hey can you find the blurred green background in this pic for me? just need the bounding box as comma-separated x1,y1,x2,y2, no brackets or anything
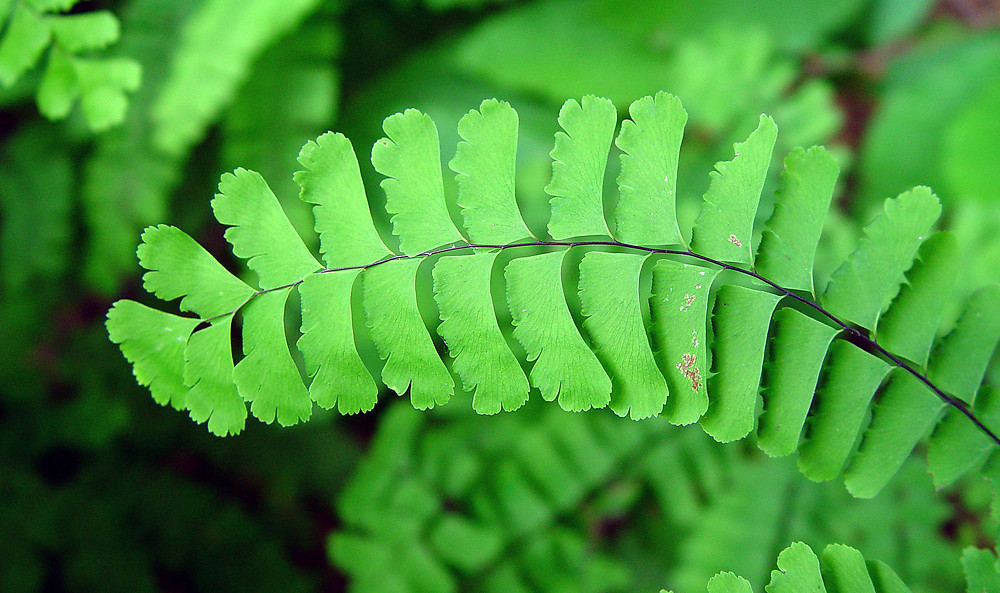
1,0,1000,591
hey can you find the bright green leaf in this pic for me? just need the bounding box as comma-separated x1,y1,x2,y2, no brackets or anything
579,251,666,420
961,547,1000,593
450,98,533,244
74,56,142,131
106,300,199,409
707,572,754,593
212,167,321,289
758,308,838,457
766,542,826,593
927,285,1000,486
296,132,392,268
844,372,943,498
649,259,720,425
505,250,611,412
820,545,876,593
927,284,1000,402
151,0,322,155
372,108,465,254
233,288,311,425
363,259,454,409
299,271,378,414
0,4,50,86
798,341,891,482
546,95,616,239
137,224,254,319
927,387,1000,490
183,318,246,436
47,12,119,53
614,91,686,246
36,50,77,120
690,115,777,265
822,187,940,330
876,231,958,367
701,285,781,442
756,146,839,294
434,252,529,414
866,560,913,593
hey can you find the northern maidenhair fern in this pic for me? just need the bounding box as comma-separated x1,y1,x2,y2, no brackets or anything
107,92,1000,500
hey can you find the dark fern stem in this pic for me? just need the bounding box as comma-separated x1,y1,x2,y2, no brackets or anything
204,239,1000,448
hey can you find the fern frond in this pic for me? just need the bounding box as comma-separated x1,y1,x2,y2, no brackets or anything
332,401,731,593
108,93,1000,498
665,542,917,593
0,0,140,130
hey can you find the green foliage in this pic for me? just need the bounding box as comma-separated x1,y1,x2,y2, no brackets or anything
109,93,1000,512
0,0,140,130
8,2,1000,591
663,542,914,593
150,0,324,156
80,0,337,293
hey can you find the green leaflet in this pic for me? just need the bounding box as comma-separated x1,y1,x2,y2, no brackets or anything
296,132,393,268
876,231,958,367
821,545,877,593
433,252,529,414
926,283,1000,402
546,96,616,239
373,108,465,254
614,91,686,246
766,542,825,593
756,145,839,295
212,168,321,289
701,285,781,442
505,251,611,412
429,515,504,573
757,308,838,457
822,187,941,331
962,548,1000,593
47,12,119,52
233,288,311,425
0,4,51,85
706,572,753,593
106,301,199,409
841,233,960,496
690,115,777,265
926,387,1000,490
363,259,454,410
926,285,1000,487
183,318,246,436
451,99,534,244
843,372,941,498
298,272,378,414
137,225,255,318
798,341,892,482
579,251,666,420
46,54,140,130
649,259,720,425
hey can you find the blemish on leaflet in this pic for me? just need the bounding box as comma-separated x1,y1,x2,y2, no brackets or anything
676,353,702,391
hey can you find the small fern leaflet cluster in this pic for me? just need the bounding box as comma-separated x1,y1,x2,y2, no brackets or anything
0,0,141,130
107,92,1000,498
